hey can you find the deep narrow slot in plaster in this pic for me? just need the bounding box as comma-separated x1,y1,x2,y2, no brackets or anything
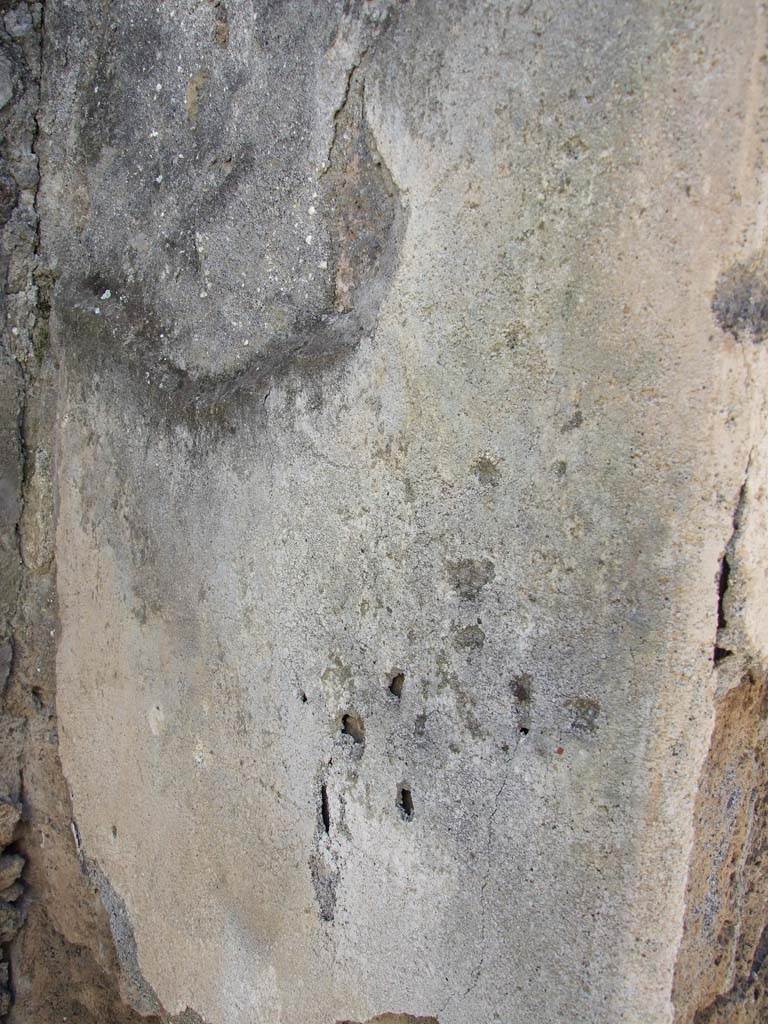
397,785,414,819
341,712,365,744
389,672,405,698
321,784,331,833
716,553,730,630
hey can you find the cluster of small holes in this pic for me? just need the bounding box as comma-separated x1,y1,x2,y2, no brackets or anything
312,673,418,828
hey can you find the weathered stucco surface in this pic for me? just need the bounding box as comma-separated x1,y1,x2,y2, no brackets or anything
0,1,766,1022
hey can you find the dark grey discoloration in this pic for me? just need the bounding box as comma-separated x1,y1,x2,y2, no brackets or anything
713,256,768,343
471,455,501,487
511,674,532,705
566,697,601,735
511,673,533,735
561,409,583,432
50,0,405,440
56,278,375,439
453,623,485,649
447,558,496,601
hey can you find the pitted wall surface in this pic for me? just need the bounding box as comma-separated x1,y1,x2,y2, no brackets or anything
18,2,768,1023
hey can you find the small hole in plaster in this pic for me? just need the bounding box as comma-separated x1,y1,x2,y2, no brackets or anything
342,713,365,744
397,784,414,820
389,672,405,698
